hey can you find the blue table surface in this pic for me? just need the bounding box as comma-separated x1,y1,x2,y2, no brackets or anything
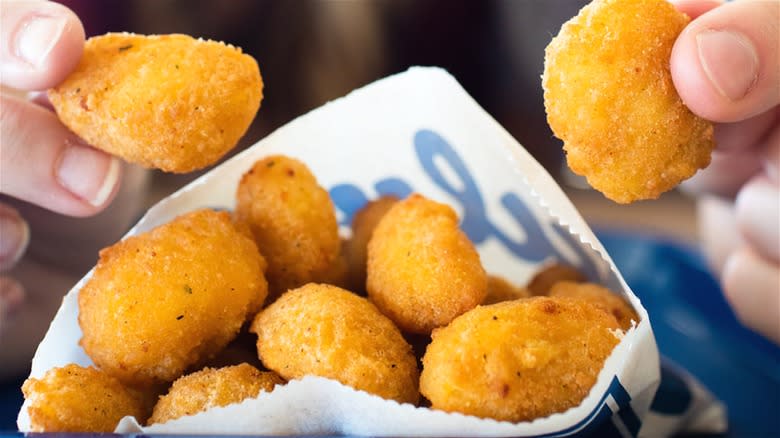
2,230,779,436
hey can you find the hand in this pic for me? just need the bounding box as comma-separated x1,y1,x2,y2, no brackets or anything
672,0,779,343
0,1,144,378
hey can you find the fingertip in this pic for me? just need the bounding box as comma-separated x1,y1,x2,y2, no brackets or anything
55,145,124,216
671,1,780,123
721,248,780,344
670,0,722,20
696,195,741,276
670,22,726,121
0,1,85,90
734,176,780,263
37,3,85,88
0,95,122,217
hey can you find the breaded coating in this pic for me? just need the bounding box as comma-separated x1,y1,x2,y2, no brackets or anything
235,156,341,301
482,275,531,305
343,196,399,293
550,281,639,330
251,283,419,405
22,364,146,432
49,33,262,172
543,0,714,203
149,364,283,425
79,209,268,386
420,297,621,422
527,263,586,296
319,243,350,289
367,194,487,333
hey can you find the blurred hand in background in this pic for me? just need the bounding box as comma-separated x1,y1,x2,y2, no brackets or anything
673,0,780,343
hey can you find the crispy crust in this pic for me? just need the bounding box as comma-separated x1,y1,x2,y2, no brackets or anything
235,156,341,301
78,209,268,385
420,296,621,422
251,283,420,404
22,364,146,432
550,281,639,330
366,194,487,333
543,0,714,203
149,364,283,424
49,33,262,172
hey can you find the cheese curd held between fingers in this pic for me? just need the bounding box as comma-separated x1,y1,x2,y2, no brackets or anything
251,283,420,405
543,0,714,203
78,209,268,386
48,33,263,172
366,194,487,334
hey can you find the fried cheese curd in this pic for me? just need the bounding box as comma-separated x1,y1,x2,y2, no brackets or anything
550,281,639,330
483,275,531,305
343,195,399,293
543,0,714,203
78,209,268,386
22,364,146,432
367,194,487,333
251,283,420,405
527,263,586,296
48,33,262,172
149,364,284,425
235,156,341,301
420,296,621,422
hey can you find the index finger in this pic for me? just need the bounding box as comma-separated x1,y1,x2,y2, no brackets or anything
0,0,84,91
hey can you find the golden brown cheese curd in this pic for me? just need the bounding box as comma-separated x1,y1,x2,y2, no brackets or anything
235,156,341,301
78,209,268,386
420,296,621,422
527,263,586,296
366,194,487,333
550,281,639,330
251,283,419,405
22,364,146,432
49,33,263,173
149,364,283,425
49,33,262,173
543,0,714,203
343,195,399,293
482,275,531,305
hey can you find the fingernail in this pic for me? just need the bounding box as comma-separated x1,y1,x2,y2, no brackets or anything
0,277,25,320
697,30,759,101
56,141,121,207
14,14,68,68
0,212,30,271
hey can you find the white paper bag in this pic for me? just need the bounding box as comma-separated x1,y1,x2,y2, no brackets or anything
18,67,660,437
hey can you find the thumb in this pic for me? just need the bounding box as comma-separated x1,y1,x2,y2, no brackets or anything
0,0,85,91
671,0,779,123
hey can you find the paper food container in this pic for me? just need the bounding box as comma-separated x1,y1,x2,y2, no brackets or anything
18,67,660,436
